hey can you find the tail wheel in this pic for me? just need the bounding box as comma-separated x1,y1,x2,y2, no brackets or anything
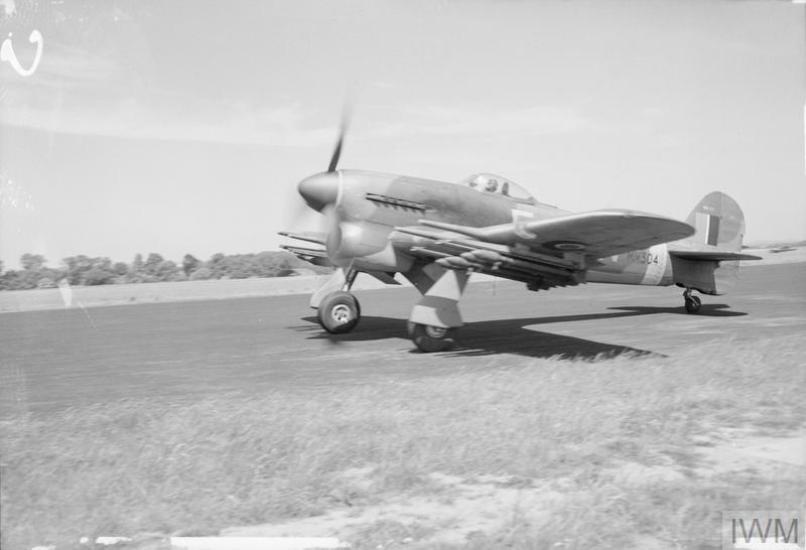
684,295,702,314
318,291,361,333
407,321,455,353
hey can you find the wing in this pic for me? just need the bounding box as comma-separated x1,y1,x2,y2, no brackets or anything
393,226,585,291
418,209,695,259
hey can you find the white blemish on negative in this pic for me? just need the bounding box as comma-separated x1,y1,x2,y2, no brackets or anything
1,29,44,77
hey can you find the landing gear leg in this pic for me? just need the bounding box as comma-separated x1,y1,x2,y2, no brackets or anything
408,266,469,352
683,288,702,314
312,267,361,333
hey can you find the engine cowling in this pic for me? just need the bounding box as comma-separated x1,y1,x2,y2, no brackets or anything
328,220,410,272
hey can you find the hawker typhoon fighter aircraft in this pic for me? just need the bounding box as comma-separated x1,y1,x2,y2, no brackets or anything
280,120,760,352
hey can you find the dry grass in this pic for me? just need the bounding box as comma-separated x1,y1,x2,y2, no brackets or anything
2,334,804,549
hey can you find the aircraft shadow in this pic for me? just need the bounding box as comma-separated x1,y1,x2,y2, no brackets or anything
503,303,747,329
295,314,649,360
448,304,746,359
294,303,746,360
443,319,657,359
607,304,746,317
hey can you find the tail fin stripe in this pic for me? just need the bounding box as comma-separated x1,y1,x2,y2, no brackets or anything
707,215,720,246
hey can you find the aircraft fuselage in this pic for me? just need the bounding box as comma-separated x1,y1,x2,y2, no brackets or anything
326,169,680,288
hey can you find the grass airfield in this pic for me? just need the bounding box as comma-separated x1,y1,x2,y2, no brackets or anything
2,258,805,549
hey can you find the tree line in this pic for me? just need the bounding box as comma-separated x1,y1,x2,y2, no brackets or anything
0,251,329,291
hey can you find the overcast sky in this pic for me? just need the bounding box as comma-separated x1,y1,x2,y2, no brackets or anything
1,0,804,268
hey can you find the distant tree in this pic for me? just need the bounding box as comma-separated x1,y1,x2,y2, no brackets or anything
20,253,46,271
91,257,113,272
0,270,12,290
189,266,213,280
276,257,294,277
253,251,295,277
113,262,129,276
0,271,14,290
208,253,227,279
83,267,115,286
228,266,249,279
131,253,144,273
1,269,41,290
214,254,248,279
62,256,115,285
125,253,146,283
8,255,46,288
62,255,92,285
253,252,277,277
37,277,57,289
40,266,64,285
154,260,182,281
0,249,330,291
144,253,165,276
182,254,201,276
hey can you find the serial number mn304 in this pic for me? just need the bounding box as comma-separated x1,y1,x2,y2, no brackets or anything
626,250,661,265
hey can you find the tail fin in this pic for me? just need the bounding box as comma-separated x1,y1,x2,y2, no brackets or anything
684,191,745,251
669,191,760,260
668,192,760,295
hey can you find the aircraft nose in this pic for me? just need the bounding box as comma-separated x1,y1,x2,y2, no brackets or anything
298,172,339,212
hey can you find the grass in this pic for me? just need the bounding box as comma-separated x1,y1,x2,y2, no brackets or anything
2,334,804,549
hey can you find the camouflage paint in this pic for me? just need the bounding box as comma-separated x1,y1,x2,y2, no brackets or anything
295,170,747,295
587,244,674,286
327,169,567,271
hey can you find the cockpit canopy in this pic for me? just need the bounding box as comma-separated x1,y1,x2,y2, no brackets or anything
461,173,535,203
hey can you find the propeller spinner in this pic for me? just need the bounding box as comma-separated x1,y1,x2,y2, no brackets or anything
298,172,339,212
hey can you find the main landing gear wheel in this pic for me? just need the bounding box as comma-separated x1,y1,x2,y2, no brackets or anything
318,291,361,334
407,321,455,353
683,290,702,314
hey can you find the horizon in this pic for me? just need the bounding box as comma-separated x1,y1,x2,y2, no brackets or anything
3,234,804,272
2,1,805,270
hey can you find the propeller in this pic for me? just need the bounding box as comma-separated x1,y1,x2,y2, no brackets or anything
317,102,354,262
327,103,352,173
283,101,354,262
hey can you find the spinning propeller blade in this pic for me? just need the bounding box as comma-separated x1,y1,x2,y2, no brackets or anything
285,101,353,260
327,103,352,173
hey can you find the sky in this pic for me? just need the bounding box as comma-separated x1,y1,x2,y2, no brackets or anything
1,0,804,268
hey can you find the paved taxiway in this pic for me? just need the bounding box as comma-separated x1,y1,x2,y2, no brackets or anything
2,263,804,416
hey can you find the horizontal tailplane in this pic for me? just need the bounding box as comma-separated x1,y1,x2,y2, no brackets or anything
669,251,761,262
